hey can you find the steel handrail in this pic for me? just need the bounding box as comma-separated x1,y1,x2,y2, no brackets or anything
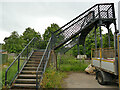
54,3,113,34
5,37,36,86
53,3,114,51
36,37,51,89
56,11,95,36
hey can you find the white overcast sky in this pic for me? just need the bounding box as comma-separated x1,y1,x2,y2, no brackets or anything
0,0,119,43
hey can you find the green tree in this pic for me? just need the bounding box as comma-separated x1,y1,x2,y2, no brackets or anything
72,45,84,57
22,27,41,43
42,23,64,49
21,27,42,49
4,31,24,53
43,23,60,41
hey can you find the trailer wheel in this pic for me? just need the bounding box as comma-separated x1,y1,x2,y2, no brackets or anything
97,71,106,85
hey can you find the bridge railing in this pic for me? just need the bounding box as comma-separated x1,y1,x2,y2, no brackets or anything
5,37,37,87
53,3,115,50
36,37,52,89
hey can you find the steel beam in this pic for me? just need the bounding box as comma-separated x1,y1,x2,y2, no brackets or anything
107,24,111,47
99,21,103,49
95,26,97,49
77,43,80,55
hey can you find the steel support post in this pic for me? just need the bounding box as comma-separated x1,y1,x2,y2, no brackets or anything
77,43,80,55
83,43,86,55
99,21,103,62
99,21,103,49
77,36,80,55
95,26,97,49
107,25,111,47
5,72,7,86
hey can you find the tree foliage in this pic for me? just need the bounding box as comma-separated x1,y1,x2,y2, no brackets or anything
43,23,60,41
4,31,24,53
22,27,42,44
4,27,42,53
3,23,114,58
42,23,64,49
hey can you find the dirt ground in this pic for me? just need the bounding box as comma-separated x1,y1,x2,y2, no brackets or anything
62,72,119,88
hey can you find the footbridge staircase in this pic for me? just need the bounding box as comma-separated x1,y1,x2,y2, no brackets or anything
5,3,117,89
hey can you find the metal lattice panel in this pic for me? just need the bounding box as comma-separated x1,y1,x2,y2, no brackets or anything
53,3,115,50
60,36,79,53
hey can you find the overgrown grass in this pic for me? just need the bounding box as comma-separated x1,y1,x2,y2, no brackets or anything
41,53,89,88
2,55,24,87
41,67,67,88
57,53,89,72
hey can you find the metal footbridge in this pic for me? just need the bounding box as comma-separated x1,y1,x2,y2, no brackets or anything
5,3,119,89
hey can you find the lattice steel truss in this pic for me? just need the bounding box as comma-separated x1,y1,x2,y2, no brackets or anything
53,3,116,50
59,36,79,53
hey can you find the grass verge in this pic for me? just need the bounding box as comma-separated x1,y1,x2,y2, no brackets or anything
57,53,89,72
2,55,24,87
41,67,67,88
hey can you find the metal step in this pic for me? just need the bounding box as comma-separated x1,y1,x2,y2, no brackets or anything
23,67,40,70
30,56,42,59
12,84,36,89
34,49,45,52
32,52,44,55
23,67,43,71
27,61,40,64
27,60,46,64
25,64,39,67
29,58,41,61
11,50,46,89
15,79,37,84
18,74,41,79
21,71,42,74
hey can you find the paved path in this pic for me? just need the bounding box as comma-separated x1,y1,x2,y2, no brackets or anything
63,72,118,88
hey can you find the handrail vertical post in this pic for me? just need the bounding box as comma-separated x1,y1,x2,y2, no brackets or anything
27,46,28,59
98,4,100,18
111,3,115,18
18,56,20,73
5,71,7,86
33,38,34,49
36,72,38,90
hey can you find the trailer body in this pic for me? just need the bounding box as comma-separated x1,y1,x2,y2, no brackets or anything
91,48,118,74
91,34,120,86
92,58,116,74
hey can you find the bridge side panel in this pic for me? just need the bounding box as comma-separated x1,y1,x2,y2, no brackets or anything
117,34,120,88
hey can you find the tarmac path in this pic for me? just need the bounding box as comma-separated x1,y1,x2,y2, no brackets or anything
62,72,118,88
